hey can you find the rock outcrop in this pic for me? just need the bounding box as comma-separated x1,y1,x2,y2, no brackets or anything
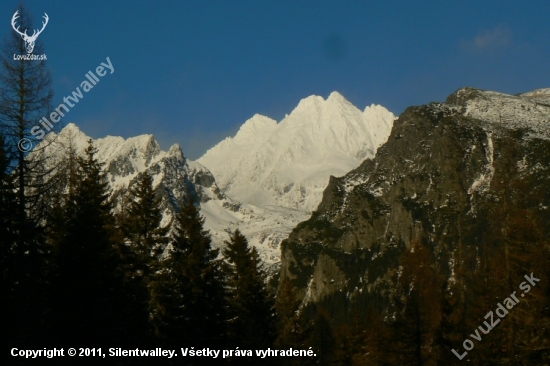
280,87,550,307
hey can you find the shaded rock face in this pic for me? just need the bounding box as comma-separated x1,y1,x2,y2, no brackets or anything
33,124,309,265
33,123,226,234
279,87,550,306
116,150,226,217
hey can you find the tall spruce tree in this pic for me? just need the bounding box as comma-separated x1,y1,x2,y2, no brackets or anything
151,199,226,352
0,134,17,264
119,172,169,282
300,307,336,366
52,140,128,346
329,306,390,366
117,171,170,343
0,6,56,350
0,133,19,348
148,234,192,345
0,4,55,259
222,229,276,357
275,276,302,350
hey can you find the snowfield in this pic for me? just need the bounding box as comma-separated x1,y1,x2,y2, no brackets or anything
33,91,395,265
199,91,395,212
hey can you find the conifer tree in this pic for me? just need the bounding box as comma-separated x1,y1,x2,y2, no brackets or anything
0,6,57,350
150,199,225,352
119,171,169,282
0,4,54,258
52,140,128,346
302,307,336,366
222,229,276,356
117,171,170,344
0,133,17,269
148,235,192,345
275,276,302,349
331,313,379,366
0,133,19,347
43,141,79,253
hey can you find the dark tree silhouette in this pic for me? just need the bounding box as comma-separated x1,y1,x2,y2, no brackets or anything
275,276,302,350
150,199,226,356
51,141,131,347
222,229,276,362
0,5,55,350
116,171,170,344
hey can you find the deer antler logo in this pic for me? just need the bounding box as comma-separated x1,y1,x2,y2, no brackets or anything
11,11,49,54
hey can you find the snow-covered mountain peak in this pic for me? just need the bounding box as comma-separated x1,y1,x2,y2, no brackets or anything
47,124,162,170
281,91,362,133
292,94,325,114
233,114,277,144
326,91,350,106
167,143,185,160
33,123,310,265
30,90,397,266
62,122,83,134
54,122,93,150
328,90,344,99
198,92,396,212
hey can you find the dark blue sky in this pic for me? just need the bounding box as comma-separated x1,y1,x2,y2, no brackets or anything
2,1,549,158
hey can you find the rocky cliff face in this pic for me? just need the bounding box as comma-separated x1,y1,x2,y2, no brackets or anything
35,91,394,266
279,87,550,306
33,124,308,265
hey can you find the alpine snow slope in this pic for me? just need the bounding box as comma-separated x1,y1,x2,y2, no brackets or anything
34,123,308,264
517,87,550,105
33,91,394,265
198,91,395,213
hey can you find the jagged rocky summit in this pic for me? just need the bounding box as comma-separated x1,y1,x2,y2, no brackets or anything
35,91,394,266
279,87,550,306
35,123,308,265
